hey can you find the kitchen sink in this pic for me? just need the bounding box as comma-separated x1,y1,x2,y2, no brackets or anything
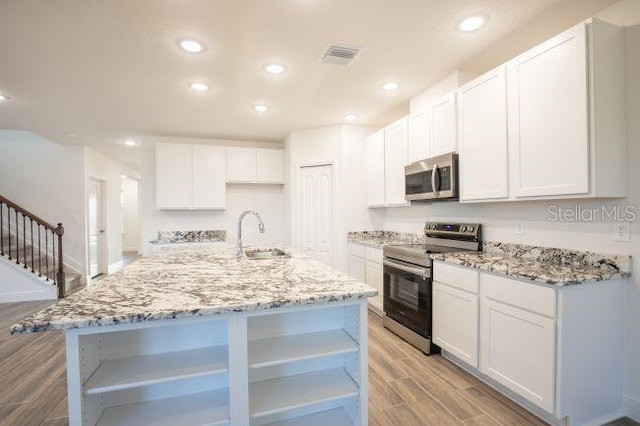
244,248,290,260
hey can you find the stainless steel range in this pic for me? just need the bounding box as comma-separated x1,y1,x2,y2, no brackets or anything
382,222,481,354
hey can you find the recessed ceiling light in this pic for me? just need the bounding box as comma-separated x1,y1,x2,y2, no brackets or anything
177,37,206,54
123,139,137,147
253,104,269,113
121,174,128,179
263,63,287,75
189,82,211,92
381,81,400,92
0,94,9,101
343,113,358,121
458,15,487,32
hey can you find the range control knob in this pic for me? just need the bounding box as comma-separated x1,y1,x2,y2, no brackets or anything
460,226,466,232
467,226,474,233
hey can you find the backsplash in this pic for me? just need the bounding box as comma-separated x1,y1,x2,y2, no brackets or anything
150,230,226,244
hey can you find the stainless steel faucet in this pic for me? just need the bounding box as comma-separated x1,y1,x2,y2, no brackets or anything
236,210,265,256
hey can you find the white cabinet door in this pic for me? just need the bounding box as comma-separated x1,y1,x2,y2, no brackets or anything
384,118,409,206
227,148,257,183
192,145,226,210
480,299,555,412
349,254,366,283
458,67,509,201
156,143,191,209
256,149,284,183
431,94,458,156
365,258,384,312
433,282,479,367
408,110,430,164
366,130,386,207
508,23,588,197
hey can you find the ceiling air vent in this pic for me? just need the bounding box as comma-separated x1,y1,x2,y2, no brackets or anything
322,44,361,66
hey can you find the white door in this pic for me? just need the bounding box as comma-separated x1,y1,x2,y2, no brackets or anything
458,67,509,201
383,117,409,206
365,130,385,207
432,282,479,367
299,164,334,266
431,93,458,156
508,22,588,197
480,299,555,412
88,179,105,278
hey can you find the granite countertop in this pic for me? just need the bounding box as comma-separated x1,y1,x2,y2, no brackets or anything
11,245,376,334
431,242,631,286
347,231,422,248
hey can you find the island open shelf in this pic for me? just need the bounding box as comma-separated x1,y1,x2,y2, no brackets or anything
64,300,369,425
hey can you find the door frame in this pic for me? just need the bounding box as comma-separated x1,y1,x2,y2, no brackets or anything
86,176,107,281
297,161,337,268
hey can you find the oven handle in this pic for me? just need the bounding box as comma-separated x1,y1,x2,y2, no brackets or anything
383,258,429,278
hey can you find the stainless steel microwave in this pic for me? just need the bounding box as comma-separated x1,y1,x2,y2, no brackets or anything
404,152,458,202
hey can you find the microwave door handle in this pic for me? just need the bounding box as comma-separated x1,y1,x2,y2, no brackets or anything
431,164,439,195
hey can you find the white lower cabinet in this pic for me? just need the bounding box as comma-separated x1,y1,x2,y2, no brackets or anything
432,261,625,425
432,282,478,367
347,244,383,313
66,302,368,426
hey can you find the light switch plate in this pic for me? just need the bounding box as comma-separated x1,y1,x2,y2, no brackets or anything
613,222,631,242
514,220,525,235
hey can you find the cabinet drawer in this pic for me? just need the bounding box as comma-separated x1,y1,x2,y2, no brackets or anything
482,273,556,318
433,262,479,294
349,243,365,258
365,247,383,264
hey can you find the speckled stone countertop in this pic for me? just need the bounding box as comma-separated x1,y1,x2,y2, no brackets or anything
11,245,376,334
150,230,226,244
431,242,631,286
348,231,422,248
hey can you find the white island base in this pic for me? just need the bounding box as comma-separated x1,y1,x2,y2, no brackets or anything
64,300,368,426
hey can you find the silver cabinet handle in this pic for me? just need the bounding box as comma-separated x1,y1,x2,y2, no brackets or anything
383,258,429,278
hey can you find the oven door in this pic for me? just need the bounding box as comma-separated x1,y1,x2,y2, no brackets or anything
383,258,431,337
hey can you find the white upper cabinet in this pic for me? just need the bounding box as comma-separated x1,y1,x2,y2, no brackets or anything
227,148,284,184
156,143,226,210
430,93,458,156
366,130,386,207
458,67,509,202
384,117,410,206
407,110,430,163
507,18,625,199
256,149,285,183
192,145,226,210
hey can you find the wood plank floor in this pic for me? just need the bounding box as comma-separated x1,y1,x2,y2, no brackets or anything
0,302,636,425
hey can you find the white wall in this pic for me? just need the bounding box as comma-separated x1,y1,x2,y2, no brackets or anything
0,130,85,273
287,124,374,273
139,136,285,256
121,176,140,252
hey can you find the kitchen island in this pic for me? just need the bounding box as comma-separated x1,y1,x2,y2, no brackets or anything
11,244,376,426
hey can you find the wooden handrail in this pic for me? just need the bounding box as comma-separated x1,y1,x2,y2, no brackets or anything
0,194,66,297
0,194,59,233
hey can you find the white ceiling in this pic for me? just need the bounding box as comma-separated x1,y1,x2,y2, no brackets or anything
0,0,618,169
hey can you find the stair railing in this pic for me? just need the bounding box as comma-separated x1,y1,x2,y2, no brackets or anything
0,194,65,298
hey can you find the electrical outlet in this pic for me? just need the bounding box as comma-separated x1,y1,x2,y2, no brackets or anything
613,222,631,242
514,220,525,235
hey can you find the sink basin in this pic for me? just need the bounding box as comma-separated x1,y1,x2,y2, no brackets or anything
244,248,290,260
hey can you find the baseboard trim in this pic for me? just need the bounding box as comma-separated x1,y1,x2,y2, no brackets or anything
122,246,139,252
108,260,124,275
581,410,626,426
625,395,640,422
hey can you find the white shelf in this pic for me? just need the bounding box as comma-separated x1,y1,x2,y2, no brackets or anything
85,346,228,395
249,368,358,418
97,389,229,426
248,330,358,368
262,407,354,426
